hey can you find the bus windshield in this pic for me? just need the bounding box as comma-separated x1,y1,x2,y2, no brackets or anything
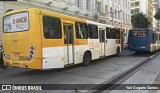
130,30,148,38
3,12,29,33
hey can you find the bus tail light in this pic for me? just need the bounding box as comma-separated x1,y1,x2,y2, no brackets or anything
146,42,150,48
29,45,35,60
128,41,131,48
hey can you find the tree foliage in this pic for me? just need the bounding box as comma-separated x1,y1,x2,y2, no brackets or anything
154,8,160,20
131,12,150,28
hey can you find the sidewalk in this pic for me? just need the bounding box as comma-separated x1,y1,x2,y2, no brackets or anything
109,54,160,93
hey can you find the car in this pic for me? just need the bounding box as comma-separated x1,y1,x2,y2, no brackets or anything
0,46,8,69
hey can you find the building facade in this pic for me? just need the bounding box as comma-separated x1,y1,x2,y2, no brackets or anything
153,0,160,30
131,0,153,27
0,0,132,43
153,1,158,30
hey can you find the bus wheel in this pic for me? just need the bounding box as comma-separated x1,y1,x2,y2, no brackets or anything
83,52,91,66
115,47,120,56
0,60,8,69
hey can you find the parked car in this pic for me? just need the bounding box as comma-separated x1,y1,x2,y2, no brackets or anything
0,46,8,69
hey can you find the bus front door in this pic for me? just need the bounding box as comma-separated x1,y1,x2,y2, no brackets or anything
63,23,74,65
99,29,105,57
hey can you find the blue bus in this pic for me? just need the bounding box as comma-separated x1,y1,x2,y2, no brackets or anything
128,28,160,53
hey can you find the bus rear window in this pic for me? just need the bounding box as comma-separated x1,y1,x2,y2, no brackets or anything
4,12,29,32
130,30,148,38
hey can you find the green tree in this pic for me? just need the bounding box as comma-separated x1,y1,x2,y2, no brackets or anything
131,12,150,28
154,8,160,30
154,8,160,20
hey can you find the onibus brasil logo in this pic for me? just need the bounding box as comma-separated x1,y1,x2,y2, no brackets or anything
1,85,42,91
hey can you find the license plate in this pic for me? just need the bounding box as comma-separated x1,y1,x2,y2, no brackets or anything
14,53,20,57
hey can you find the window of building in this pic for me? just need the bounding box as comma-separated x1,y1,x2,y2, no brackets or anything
126,0,127,8
123,12,125,21
135,1,139,7
126,14,127,21
118,12,120,19
88,24,98,39
115,9,117,18
86,0,90,11
105,5,108,16
110,7,112,17
75,22,88,39
118,0,120,5
43,16,62,39
135,8,139,13
131,3,134,7
131,10,135,14
76,0,81,8
96,1,102,13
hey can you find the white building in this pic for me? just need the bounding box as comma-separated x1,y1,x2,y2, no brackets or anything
0,0,132,43
153,0,160,30
131,0,153,27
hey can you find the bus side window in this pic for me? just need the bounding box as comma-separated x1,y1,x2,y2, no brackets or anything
115,29,120,39
156,33,158,41
88,24,98,39
43,16,62,39
111,29,116,39
106,27,111,39
75,22,88,39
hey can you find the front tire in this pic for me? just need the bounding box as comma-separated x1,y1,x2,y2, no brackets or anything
83,52,91,66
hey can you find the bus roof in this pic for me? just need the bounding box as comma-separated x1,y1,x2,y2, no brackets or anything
129,28,152,31
3,8,116,29
86,20,114,28
3,8,86,23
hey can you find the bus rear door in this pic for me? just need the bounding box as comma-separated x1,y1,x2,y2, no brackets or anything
99,28,105,57
63,23,74,65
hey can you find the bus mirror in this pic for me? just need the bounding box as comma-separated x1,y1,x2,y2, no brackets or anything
5,9,14,13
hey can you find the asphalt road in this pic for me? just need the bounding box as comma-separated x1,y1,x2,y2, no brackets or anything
0,50,156,93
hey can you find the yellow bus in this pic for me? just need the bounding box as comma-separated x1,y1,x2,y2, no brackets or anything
2,8,123,70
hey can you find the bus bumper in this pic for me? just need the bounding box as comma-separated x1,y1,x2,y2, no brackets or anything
128,47,150,52
4,58,42,70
